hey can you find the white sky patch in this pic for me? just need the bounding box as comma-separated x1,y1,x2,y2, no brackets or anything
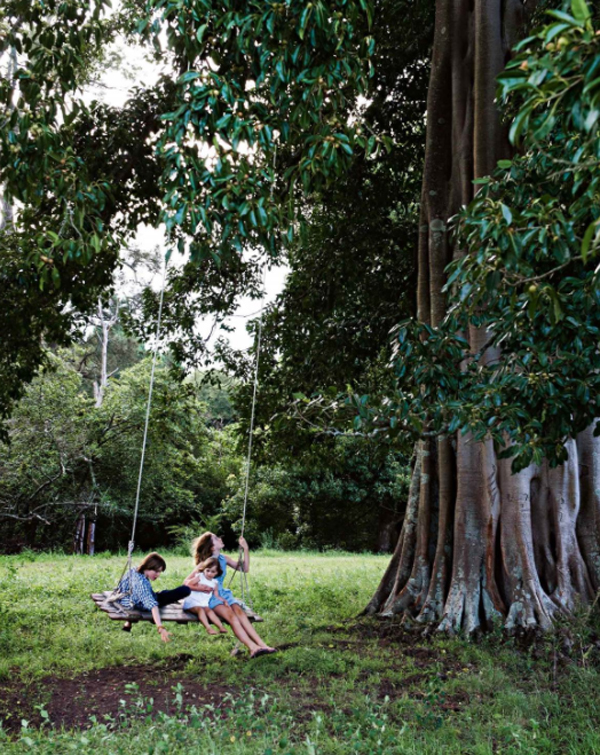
225,263,288,348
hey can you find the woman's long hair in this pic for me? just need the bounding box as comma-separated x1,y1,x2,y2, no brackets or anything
192,532,215,565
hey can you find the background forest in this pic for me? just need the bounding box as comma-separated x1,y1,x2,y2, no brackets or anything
0,337,410,554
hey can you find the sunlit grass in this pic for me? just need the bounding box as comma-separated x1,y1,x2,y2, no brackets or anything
0,550,385,678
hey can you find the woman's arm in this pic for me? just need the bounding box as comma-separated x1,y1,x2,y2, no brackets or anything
223,536,250,573
184,569,213,592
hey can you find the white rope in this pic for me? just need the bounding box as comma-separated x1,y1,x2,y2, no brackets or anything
230,146,278,611
239,145,277,541
126,255,169,571
240,280,265,542
230,267,266,612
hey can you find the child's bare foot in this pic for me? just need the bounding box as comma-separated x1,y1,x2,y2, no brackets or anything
219,627,228,634
206,627,218,635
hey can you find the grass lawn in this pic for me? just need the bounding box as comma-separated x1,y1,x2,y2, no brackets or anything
0,549,599,753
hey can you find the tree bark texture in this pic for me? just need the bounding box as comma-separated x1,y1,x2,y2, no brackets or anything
367,0,600,631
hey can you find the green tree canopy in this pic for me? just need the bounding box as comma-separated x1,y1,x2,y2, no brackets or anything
0,0,379,423
221,0,432,462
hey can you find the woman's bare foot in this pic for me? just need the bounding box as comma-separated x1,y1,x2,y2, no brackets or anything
219,627,228,634
206,627,218,635
250,647,278,658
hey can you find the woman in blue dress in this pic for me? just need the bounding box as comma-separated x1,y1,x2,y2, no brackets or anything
186,532,276,658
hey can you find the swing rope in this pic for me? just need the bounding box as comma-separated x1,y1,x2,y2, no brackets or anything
240,298,264,544
129,256,169,560
230,273,265,611
108,256,169,602
229,146,278,609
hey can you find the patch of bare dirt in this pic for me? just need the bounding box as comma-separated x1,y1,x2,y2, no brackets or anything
0,655,230,735
0,623,485,736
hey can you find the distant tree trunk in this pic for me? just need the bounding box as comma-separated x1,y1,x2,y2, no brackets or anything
27,516,39,549
93,296,120,408
87,297,119,553
86,517,96,556
73,513,86,555
366,0,599,632
0,188,12,230
376,505,403,553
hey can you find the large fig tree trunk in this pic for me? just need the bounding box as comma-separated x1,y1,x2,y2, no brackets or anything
366,0,600,632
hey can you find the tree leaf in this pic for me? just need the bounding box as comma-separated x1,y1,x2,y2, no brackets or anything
581,219,599,263
509,105,532,145
571,0,591,23
196,24,208,43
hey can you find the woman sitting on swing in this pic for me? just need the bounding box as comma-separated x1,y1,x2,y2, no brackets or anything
185,533,277,658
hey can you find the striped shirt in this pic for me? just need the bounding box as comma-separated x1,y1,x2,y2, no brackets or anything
117,569,158,611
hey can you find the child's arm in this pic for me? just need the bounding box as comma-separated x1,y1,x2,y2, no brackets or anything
213,584,230,605
151,606,172,643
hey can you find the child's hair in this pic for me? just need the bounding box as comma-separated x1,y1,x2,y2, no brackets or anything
137,552,167,574
191,532,215,565
199,556,222,577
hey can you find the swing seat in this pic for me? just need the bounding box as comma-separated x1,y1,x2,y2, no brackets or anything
91,592,196,624
90,592,263,624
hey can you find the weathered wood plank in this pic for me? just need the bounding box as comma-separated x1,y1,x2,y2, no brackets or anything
90,592,197,623
90,592,262,623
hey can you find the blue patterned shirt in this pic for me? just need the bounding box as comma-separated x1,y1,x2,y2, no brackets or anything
117,569,158,611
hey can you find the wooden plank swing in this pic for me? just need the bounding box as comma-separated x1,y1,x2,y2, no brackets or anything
90,591,263,625
91,250,267,630
91,591,198,624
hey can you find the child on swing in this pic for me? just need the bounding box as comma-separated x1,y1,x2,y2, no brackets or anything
183,556,229,635
118,552,191,641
